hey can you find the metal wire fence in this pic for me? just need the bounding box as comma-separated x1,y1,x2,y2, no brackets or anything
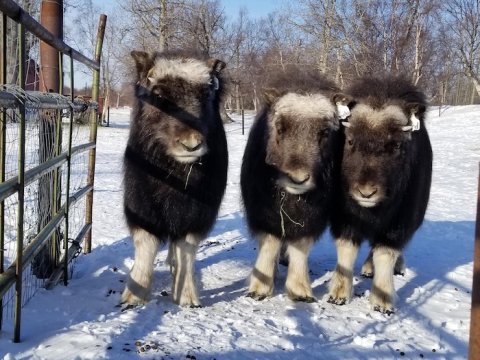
0,1,106,342
0,88,96,335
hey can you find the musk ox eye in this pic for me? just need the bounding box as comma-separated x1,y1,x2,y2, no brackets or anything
320,128,330,137
347,138,354,146
152,85,162,96
276,125,284,137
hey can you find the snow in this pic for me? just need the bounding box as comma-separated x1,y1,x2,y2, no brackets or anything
0,105,478,360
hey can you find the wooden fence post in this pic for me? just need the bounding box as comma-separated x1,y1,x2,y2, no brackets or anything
84,14,106,254
469,165,480,359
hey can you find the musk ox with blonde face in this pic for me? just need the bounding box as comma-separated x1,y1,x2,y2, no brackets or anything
328,76,432,314
122,50,228,308
241,74,350,302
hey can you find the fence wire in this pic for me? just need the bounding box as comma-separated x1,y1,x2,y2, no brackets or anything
0,93,95,330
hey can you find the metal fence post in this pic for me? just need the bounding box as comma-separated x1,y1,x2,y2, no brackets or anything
469,165,480,359
84,14,106,254
0,12,7,332
14,22,26,344
242,109,244,135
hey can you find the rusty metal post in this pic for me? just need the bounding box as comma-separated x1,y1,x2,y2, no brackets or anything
34,0,63,278
39,0,62,93
469,165,480,359
84,14,107,254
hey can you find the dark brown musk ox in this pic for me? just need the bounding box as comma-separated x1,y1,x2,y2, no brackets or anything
328,76,432,314
122,50,228,308
241,70,351,302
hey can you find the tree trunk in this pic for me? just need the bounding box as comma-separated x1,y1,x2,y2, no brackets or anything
412,24,422,85
159,0,168,51
220,98,233,124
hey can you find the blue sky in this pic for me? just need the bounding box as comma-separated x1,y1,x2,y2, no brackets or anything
99,0,281,19
220,0,281,19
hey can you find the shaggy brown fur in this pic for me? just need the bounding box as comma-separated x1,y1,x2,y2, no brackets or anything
122,50,228,308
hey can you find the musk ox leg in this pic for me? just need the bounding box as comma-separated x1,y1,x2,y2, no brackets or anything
248,233,281,300
166,241,175,275
328,238,359,305
171,233,202,307
362,250,406,277
122,228,159,305
285,237,315,303
361,250,374,278
394,254,406,276
370,246,400,314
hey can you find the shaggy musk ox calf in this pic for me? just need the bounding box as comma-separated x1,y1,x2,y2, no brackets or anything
328,77,432,314
241,75,350,302
122,50,228,307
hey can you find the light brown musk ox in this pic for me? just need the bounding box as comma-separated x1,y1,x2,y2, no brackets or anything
241,70,351,302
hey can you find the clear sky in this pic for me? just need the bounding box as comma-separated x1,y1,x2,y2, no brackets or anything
98,0,282,20
220,0,281,19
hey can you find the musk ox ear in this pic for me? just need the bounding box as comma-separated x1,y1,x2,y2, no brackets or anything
207,59,226,74
405,102,426,132
263,88,282,107
332,93,355,120
405,102,426,117
131,50,154,80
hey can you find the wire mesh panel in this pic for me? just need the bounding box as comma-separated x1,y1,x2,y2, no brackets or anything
0,1,104,341
0,95,96,330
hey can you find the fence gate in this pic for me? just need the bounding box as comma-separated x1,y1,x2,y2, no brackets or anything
0,1,106,342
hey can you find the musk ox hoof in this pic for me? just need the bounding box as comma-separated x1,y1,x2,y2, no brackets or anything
121,287,148,306
174,294,202,308
292,295,316,303
370,293,394,315
246,292,268,301
361,272,374,278
374,305,395,316
327,296,347,306
189,304,203,309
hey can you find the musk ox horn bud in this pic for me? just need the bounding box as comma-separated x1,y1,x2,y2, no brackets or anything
409,113,421,131
336,102,351,120
341,121,351,128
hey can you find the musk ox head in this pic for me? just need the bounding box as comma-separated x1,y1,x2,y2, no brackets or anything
341,101,425,208
131,50,226,163
263,90,349,195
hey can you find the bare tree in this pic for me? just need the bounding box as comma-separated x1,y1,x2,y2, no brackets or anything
445,0,480,96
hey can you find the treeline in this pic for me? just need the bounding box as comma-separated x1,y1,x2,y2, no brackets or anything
7,0,480,111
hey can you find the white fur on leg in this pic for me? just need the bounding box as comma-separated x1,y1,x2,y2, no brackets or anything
370,246,400,313
248,233,282,300
166,241,176,275
285,237,315,302
362,250,406,277
394,253,406,275
122,228,159,305
172,233,201,307
361,249,374,277
328,238,359,305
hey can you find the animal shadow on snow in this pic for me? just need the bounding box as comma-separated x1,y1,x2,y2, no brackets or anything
311,219,474,355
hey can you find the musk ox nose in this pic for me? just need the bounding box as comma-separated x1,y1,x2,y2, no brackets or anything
180,138,203,152
287,171,311,185
357,184,378,199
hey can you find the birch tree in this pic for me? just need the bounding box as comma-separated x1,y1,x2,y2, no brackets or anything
445,0,480,96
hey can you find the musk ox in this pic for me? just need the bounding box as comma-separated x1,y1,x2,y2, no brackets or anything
328,76,432,314
241,73,350,302
122,50,228,307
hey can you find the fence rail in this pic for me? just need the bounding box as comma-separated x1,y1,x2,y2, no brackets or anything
0,1,106,342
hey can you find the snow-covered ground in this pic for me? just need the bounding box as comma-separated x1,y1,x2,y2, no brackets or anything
0,105,478,359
